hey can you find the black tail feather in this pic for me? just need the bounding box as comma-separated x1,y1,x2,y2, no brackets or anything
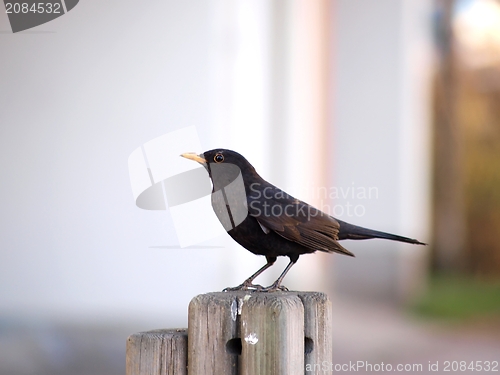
336,219,426,245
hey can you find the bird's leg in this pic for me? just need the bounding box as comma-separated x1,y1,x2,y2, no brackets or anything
223,257,276,292
259,259,296,292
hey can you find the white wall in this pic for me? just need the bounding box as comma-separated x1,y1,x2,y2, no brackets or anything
0,0,307,327
0,0,223,326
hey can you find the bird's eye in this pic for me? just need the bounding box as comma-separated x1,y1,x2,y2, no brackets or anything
214,153,224,163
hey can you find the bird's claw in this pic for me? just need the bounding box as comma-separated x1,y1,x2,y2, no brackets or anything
257,284,288,292
223,281,264,292
222,282,289,292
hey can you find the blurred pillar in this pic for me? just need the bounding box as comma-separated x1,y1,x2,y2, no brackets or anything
331,0,433,304
268,0,333,292
208,0,274,287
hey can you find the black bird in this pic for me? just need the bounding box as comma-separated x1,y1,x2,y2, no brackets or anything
181,149,425,292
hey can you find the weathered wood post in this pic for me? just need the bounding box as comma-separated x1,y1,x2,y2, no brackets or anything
126,329,188,375
126,291,332,375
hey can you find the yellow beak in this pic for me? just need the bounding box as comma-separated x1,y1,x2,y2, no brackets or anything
180,152,206,164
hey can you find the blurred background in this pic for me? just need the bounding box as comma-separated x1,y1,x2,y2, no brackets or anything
1,0,499,374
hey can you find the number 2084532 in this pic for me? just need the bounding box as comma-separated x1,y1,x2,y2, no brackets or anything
5,3,62,14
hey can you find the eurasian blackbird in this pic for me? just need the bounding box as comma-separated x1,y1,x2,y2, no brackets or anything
181,149,425,291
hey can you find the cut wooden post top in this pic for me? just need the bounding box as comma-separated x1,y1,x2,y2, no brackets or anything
188,291,332,375
126,329,188,375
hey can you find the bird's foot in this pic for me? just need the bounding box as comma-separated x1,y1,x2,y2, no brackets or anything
223,281,264,292
256,284,289,292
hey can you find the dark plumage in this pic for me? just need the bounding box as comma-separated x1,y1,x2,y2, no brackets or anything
181,149,425,291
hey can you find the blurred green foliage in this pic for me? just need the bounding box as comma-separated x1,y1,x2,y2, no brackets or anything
413,273,500,321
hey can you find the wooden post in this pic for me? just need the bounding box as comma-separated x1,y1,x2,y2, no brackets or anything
126,291,332,375
298,292,333,371
239,293,304,375
126,329,188,375
188,292,241,375
188,291,332,375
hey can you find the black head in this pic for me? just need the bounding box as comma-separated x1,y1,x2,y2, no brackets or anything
181,149,259,189
204,149,256,171
181,149,255,172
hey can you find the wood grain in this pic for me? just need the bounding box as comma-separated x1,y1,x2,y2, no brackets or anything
188,292,244,375
297,292,333,374
126,328,188,375
240,292,304,375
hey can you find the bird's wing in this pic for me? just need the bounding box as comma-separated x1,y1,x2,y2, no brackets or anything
247,185,354,256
